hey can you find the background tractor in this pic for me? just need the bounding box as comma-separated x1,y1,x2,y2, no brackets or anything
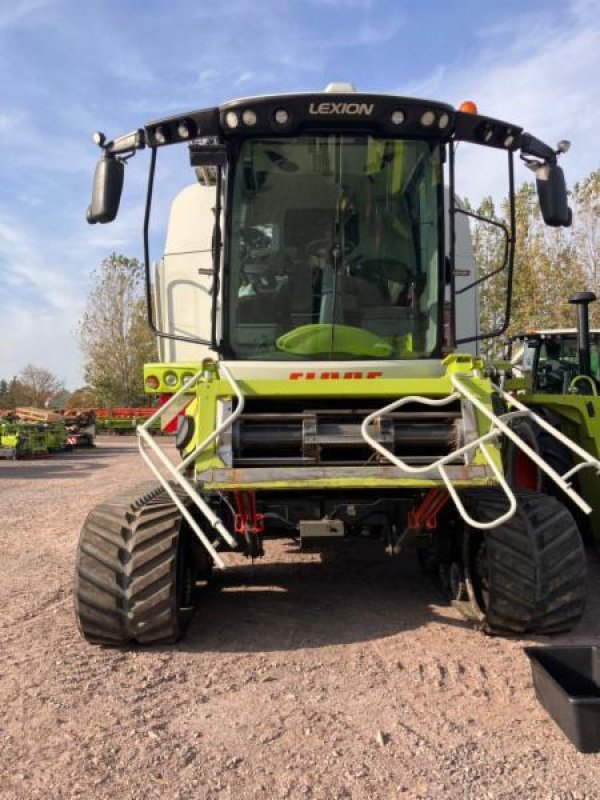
75,84,598,647
507,292,600,542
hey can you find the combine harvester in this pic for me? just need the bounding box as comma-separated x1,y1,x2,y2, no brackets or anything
76,84,599,646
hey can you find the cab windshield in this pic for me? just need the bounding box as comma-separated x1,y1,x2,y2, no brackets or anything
227,135,442,360
535,335,600,392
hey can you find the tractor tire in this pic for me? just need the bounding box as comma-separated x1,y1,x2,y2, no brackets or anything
504,416,590,538
74,483,198,646
461,488,586,634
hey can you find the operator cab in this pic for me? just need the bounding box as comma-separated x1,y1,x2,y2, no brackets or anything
86,83,573,369
515,330,600,394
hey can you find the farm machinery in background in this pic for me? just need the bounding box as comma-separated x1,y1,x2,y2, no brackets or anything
76,82,598,647
95,407,163,435
0,407,95,459
506,292,600,543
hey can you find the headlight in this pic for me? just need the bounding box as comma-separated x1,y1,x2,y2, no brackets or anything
145,375,160,390
177,119,196,139
225,111,239,129
164,372,178,388
242,109,257,126
391,110,405,125
420,110,436,127
154,125,170,144
273,108,289,126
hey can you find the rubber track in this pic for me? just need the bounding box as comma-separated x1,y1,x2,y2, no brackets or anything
463,488,586,634
74,482,191,645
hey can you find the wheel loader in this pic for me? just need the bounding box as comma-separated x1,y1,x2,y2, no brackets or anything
506,292,600,544
75,83,599,646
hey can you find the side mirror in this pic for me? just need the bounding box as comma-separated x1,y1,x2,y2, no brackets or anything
86,155,124,224
535,163,572,227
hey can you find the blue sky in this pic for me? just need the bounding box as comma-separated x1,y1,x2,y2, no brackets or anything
0,0,598,389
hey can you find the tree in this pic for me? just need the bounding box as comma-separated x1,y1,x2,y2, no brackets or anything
0,379,8,409
79,254,156,406
572,168,600,325
17,364,64,407
470,171,595,354
66,386,100,409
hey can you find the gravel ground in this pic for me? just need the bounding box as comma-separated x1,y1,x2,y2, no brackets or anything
1,437,600,800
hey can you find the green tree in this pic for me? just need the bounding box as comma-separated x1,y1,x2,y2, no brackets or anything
79,254,156,406
0,379,8,409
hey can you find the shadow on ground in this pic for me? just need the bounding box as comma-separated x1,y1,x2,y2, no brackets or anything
178,545,474,654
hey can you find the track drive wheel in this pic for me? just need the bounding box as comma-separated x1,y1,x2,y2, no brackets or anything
74,483,201,646
460,488,586,634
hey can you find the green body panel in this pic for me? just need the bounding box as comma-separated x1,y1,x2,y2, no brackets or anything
517,392,600,538
45,425,67,451
145,356,503,492
0,423,48,457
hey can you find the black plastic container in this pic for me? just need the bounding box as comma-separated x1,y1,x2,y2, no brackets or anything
525,646,600,753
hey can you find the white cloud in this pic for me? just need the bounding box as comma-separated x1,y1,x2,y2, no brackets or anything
432,1,600,204
0,0,61,30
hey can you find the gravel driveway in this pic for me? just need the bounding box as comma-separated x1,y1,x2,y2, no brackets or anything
1,438,600,799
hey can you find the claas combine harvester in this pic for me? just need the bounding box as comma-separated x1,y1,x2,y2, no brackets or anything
75,83,600,646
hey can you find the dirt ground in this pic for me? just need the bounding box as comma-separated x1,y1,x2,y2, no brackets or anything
1,438,600,800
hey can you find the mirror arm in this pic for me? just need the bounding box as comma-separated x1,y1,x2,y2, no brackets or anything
101,128,146,156
519,132,557,164
142,147,212,348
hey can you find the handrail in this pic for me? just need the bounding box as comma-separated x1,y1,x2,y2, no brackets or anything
360,391,518,529
453,374,599,515
177,361,245,472
361,371,600,529
137,361,244,566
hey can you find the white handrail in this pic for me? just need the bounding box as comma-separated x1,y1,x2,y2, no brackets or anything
360,392,519,529
177,361,245,473
137,361,245,563
451,374,597,515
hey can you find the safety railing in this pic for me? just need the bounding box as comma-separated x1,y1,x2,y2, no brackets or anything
137,362,245,568
361,371,600,530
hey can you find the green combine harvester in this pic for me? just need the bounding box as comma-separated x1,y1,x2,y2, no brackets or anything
507,292,600,542
75,83,599,646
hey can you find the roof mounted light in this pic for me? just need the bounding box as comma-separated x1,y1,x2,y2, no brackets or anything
481,123,494,143
274,108,289,126
438,112,450,130
391,110,405,125
225,111,240,129
92,131,106,147
177,119,196,139
242,109,257,126
154,125,170,145
459,100,478,114
420,110,436,127
504,131,515,148
556,139,571,154
324,82,357,93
